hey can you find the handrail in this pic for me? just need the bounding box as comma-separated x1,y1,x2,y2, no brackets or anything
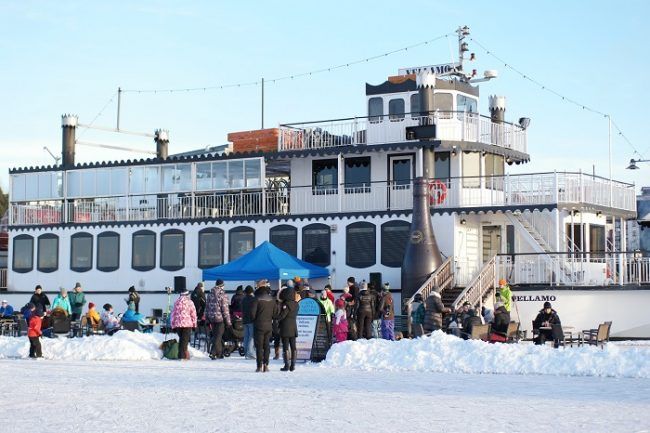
403,257,453,335
0,268,7,289
452,255,497,309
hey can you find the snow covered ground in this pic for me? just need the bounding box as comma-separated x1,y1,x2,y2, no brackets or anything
1,332,649,432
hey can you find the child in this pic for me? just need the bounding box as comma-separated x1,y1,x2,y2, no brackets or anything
332,299,348,343
101,303,121,335
27,304,43,358
86,302,101,330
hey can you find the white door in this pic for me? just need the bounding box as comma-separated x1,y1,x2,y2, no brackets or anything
389,155,413,209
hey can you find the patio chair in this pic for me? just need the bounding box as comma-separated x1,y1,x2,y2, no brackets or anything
505,321,520,343
51,316,72,337
581,321,612,349
121,321,140,332
469,323,491,341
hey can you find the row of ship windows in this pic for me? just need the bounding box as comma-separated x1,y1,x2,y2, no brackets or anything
11,221,412,274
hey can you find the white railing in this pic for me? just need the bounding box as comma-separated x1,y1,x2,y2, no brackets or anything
453,255,497,309
278,112,528,154
9,172,636,225
496,253,650,286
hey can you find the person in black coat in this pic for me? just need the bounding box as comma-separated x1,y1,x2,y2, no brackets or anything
30,285,50,314
356,283,376,339
127,286,141,313
230,286,245,318
241,286,257,360
533,301,562,347
251,283,275,372
461,309,483,340
191,282,207,323
492,304,511,335
275,288,298,372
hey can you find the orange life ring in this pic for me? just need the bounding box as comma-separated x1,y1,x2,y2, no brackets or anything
428,179,447,205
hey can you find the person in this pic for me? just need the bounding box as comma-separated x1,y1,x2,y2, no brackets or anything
191,282,206,323
86,303,101,331
356,282,376,340
498,279,513,313
410,294,425,338
492,303,510,334
69,282,87,321
275,287,298,371
332,299,348,343
230,285,245,319
170,288,198,360
252,281,275,372
272,286,283,360
0,300,14,318
30,285,50,315
340,286,356,340
461,309,482,340
101,304,121,335
378,283,395,341
318,289,335,321
323,284,335,304
241,285,256,360
533,301,561,347
347,277,360,302
27,305,43,359
205,279,232,360
21,303,34,324
51,288,72,316
127,286,141,313
122,301,148,327
369,282,382,338
423,290,451,333
482,305,495,324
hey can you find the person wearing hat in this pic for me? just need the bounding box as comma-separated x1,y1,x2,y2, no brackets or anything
69,282,86,321
127,286,141,314
51,288,72,317
30,285,50,315
205,279,232,360
410,294,426,338
252,281,274,372
378,283,396,340
230,285,245,319
356,282,376,339
0,300,14,318
533,301,562,347
86,302,101,331
275,286,299,372
497,279,512,313
241,285,257,360
27,304,43,358
170,288,198,360
191,282,207,323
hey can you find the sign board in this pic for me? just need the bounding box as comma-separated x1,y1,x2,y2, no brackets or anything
399,62,462,76
296,298,330,362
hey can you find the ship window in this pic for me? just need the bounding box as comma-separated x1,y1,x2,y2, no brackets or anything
111,168,128,195
97,231,120,272
132,230,156,271
381,220,410,267
11,174,26,201
12,234,33,273
344,157,371,193
213,161,228,190
389,98,405,121
457,94,478,114
589,225,605,259
96,170,111,196
160,229,184,271
37,233,58,273
434,152,451,182
196,162,213,190
368,97,383,121
302,223,330,267
485,154,504,190
312,159,338,193
433,92,452,115
270,225,298,257
462,152,481,188
229,227,254,262
198,228,224,269
70,232,93,272
410,94,420,117
346,222,376,268
245,159,262,188
229,161,245,189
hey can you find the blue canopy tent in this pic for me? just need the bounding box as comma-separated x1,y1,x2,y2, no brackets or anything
202,241,330,281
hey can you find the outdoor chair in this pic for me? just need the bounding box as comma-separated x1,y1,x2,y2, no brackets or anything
505,321,520,343
581,321,612,349
469,323,491,341
51,316,72,337
121,321,140,332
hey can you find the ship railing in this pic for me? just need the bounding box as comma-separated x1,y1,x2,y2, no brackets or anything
403,256,454,336
278,111,527,154
496,252,650,286
453,255,497,309
0,268,6,290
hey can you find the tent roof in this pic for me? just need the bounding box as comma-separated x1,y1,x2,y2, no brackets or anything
202,241,330,281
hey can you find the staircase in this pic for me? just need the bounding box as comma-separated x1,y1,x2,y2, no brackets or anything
452,255,497,309
442,287,464,306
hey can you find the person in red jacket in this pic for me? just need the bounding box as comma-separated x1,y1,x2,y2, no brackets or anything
27,304,43,358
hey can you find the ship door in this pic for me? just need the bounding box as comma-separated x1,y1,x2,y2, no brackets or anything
389,155,413,209
482,225,502,263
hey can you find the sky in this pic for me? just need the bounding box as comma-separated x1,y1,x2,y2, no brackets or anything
0,0,649,193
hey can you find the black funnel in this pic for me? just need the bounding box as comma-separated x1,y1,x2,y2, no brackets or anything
401,177,443,302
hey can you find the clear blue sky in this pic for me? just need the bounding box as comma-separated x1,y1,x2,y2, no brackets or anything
1,0,649,192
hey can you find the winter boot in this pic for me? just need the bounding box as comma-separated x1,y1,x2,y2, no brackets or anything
263,364,270,373
273,346,280,360
289,349,296,371
255,363,262,372
280,351,290,371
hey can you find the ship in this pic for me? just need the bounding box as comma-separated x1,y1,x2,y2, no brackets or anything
3,26,649,338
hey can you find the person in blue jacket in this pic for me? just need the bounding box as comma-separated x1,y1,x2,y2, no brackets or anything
51,288,72,316
0,300,14,318
122,301,150,331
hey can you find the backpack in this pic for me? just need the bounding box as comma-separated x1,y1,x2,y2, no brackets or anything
161,339,179,360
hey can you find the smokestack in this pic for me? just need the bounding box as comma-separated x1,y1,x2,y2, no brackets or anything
401,177,443,303
488,95,506,123
416,70,436,119
61,114,78,168
155,129,169,160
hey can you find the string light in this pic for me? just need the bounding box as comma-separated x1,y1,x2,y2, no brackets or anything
121,32,452,94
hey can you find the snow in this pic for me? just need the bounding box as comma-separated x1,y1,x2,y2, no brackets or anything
0,331,208,361
0,332,649,432
322,331,650,378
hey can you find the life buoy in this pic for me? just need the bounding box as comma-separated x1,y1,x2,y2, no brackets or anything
428,179,447,205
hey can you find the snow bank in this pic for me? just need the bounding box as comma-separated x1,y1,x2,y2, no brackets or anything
0,331,208,361
322,331,650,378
